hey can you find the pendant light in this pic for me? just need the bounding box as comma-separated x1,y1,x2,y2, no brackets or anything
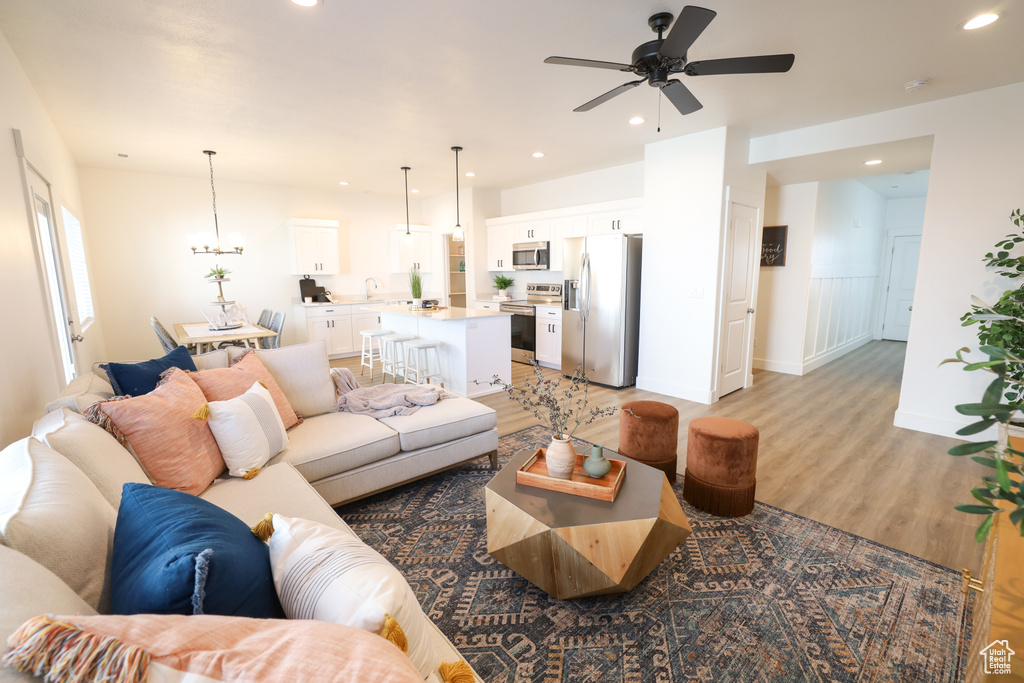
188,150,245,255
402,166,413,243
451,146,465,242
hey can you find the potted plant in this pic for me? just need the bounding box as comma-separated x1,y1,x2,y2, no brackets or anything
493,274,514,298
480,356,617,479
205,266,231,280
409,266,423,308
946,209,1024,540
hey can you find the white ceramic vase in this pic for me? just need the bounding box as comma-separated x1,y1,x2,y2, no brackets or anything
545,434,577,480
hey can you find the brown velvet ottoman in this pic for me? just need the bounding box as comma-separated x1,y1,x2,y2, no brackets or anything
618,400,679,484
683,417,758,517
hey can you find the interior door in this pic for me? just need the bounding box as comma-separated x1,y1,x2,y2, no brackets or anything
882,235,921,342
718,202,758,397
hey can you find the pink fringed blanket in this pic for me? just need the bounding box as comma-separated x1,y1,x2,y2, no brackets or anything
330,367,450,417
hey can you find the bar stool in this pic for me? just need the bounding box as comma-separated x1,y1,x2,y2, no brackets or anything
381,333,416,384
404,339,444,387
359,329,390,381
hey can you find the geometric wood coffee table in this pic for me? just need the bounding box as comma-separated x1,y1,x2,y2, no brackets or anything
484,449,692,600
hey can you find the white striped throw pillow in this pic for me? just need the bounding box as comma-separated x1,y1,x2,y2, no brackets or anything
205,381,288,478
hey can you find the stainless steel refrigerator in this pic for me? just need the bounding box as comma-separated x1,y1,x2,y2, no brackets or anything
562,234,642,387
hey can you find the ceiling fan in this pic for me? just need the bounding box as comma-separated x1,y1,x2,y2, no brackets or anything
544,5,795,116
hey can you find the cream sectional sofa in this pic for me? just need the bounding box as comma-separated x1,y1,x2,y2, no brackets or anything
0,340,497,681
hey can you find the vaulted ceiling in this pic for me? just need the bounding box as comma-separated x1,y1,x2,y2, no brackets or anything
1,0,1020,197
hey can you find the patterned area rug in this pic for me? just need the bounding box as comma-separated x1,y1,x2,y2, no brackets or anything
336,426,974,682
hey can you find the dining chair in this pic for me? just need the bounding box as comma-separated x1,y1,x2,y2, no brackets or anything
151,317,179,354
263,311,285,349
256,308,272,329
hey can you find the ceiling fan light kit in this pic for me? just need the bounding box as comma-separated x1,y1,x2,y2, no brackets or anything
544,4,795,117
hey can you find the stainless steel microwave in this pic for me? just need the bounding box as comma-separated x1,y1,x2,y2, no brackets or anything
512,241,550,270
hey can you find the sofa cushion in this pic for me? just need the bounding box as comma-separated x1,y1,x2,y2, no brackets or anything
378,397,497,451
44,372,114,414
256,340,336,418
268,412,401,482
0,438,115,613
192,352,300,429
112,483,284,619
267,514,440,679
193,348,230,370
32,408,149,509
201,463,354,533
205,381,289,478
101,345,198,396
0,545,98,674
86,367,226,496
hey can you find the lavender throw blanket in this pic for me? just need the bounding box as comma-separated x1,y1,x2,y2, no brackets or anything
330,368,449,417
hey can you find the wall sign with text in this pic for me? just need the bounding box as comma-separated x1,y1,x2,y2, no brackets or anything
761,225,787,267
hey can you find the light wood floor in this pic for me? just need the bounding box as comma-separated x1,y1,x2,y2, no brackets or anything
332,341,985,572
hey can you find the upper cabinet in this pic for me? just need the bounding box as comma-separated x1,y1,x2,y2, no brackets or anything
390,225,433,273
289,219,340,275
485,199,642,272
587,207,644,235
487,224,515,271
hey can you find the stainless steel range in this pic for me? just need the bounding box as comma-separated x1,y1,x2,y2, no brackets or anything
501,283,561,364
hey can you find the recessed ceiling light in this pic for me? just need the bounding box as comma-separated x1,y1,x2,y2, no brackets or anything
864,159,883,166
290,0,320,6
532,152,545,158
411,189,420,193
964,13,999,29
629,117,645,125
465,172,475,177
338,181,349,185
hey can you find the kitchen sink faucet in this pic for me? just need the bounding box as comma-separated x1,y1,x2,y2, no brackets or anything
364,277,382,300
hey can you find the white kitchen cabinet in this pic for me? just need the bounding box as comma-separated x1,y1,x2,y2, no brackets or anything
535,305,562,369
487,224,515,271
588,207,643,235
289,220,340,275
390,226,433,274
516,220,551,243
475,300,501,311
549,215,587,272
352,311,382,338
305,306,354,356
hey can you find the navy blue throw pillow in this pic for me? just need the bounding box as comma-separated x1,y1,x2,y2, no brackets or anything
103,346,197,396
111,482,284,619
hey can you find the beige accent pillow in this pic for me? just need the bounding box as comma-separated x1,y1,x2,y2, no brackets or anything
0,438,116,612
45,372,115,414
32,408,149,509
191,352,300,429
257,340,336,418
193,348,230,370
87,368,225,496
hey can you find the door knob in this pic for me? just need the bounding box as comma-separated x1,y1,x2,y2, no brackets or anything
746,308,755,314
71,334,84,343
908,306,913,311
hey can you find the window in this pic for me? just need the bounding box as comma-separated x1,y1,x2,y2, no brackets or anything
60,206,95,329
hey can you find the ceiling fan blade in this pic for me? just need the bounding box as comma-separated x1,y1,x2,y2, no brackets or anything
573,79,646,112
544,56,635,72
659,6,716,60
684,54,795,76
660,80,703,115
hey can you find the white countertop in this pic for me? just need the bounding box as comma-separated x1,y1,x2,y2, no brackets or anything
364,304,511,320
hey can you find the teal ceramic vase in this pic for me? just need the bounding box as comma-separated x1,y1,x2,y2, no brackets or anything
583,444,611,479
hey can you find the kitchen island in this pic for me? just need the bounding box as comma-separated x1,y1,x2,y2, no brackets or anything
363,305,511,398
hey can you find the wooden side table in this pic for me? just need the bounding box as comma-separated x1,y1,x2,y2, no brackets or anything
484,448,691,600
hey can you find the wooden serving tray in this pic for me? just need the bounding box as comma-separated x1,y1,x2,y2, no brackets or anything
516,448,626,502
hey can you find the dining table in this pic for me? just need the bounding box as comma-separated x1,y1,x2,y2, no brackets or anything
174,322,277,354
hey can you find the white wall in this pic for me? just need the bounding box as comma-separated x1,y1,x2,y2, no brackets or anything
751,82,1024,437
885,196,927,233
637,128,728,403
754,182,818,374
0,31,107,446
499,161,644,216
79,167,417,360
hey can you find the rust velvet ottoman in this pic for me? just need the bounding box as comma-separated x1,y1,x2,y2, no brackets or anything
683,416,758,517
618,401,679,484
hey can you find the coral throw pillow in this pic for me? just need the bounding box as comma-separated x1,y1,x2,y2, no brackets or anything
86,368,225,496
191,351,300,429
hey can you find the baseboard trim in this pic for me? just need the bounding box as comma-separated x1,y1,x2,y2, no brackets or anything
636,375,714,404
893,409,987,440
802,335,873,374
752,358,804,375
